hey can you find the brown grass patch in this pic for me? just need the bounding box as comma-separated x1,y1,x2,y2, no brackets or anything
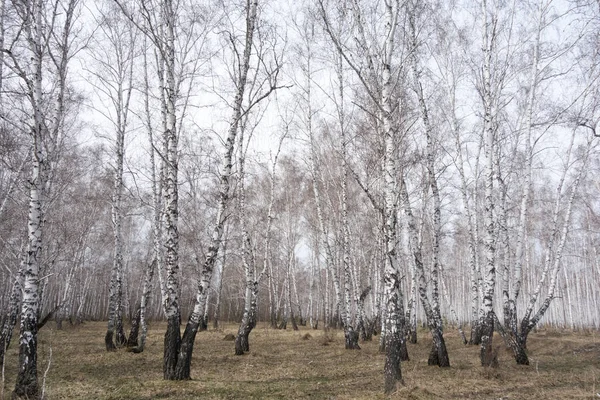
319,328,336,346
222,333,235,341
0,322,598,399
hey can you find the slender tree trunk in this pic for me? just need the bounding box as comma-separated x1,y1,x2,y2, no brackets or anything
235,282,257,355
518,132,591,361
174,0,259,380
407,5,450,366
13,1,46,396
213,236,227,330
138,35,162,354
126,261,156,353
288,253,299,331
401,179,449,367
106,115,127,351
379,2,405,391
0,263,24,368
479,0,497,368
162,0,182,380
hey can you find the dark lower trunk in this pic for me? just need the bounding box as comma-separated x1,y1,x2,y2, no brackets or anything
458,326,468,345
278,315,287,330
234,331,249,355
0,318,17,369
105,329,116,351
344,328,361,350
408,324,417,344
383,328,404,394
399,337,409,361
163,314,182,380
329,310,340,330
514,334,529,365
1,281,21,368
469,320,481,345
290,311,299,331
427,326,450,367
270,308,278,329
480,312,496,367
362,318,376,341
519,325,530,350
493,312,529,365
127,308,141,348
513,327,530,365
13,317,39,399
0,340,5,369
235,302,256,356
234,324,251,355
173,318,199,380
198,314,208,332
115,317,126,347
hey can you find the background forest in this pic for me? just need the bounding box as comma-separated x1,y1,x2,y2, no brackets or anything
0,0,599,397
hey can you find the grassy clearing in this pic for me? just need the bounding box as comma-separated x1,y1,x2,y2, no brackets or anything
1,322,599,399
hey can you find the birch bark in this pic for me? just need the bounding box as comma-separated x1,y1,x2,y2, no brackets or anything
234,118,285,355
104,19,135,348
318,0,405,390
174,0,260,379
407,3,449,367
479,0,497,367
9,0,79,396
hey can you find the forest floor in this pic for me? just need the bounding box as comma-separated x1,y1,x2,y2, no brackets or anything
1,321,599,399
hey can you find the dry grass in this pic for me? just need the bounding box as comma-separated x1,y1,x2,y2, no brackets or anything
1,322,599,399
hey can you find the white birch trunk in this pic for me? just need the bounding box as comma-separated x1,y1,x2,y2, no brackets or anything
479,0,497,367
379,1,405,392
336,52,360,349
521,134,593,337
14,3,45,397
161,0,182,381
175,0,260,380
407,6,449,366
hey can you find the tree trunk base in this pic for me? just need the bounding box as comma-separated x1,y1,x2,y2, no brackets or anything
514,334,529,365
115,319,127,347
470,321,482,345
105,330,116,351
127,308,141,348
427,327,450,367
235,332,250,355
163,314,182,380
399,338,410,361
409,326,417,344
384,332,404,394
480,315,496,367
344,329,361,350
198,315,208,332
173,319,200,380
14,318,39,399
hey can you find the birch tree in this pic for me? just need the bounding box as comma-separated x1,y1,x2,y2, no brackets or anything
478,0,501,367
406,0,450,367
86,1,138,351
294,12,343,330
318,0,408,392
234,115,287,355
174,0,282,378
1,0,81,396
